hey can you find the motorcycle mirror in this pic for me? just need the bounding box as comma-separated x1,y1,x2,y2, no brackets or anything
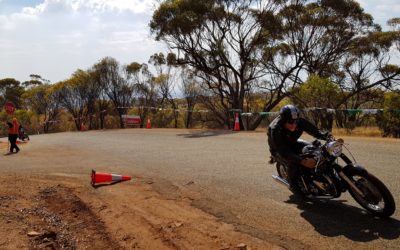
337,138,344,144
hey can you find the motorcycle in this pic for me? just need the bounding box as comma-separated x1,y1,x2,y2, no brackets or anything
18,128,30,141
272,136,396,218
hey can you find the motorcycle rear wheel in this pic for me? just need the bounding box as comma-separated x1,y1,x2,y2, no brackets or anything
347,170,396,218
276,162,289,181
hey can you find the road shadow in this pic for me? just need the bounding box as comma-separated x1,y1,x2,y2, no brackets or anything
176,130,236,138
91,181,126,189
285,195,400,242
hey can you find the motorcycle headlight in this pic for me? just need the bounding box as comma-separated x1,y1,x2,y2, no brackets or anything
326,141,343,157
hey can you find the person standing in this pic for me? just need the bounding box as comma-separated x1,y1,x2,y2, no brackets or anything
7,117,20,153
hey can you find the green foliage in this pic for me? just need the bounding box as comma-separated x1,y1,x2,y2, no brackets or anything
126,62,143,74
291,75,340,130
380,92,400,137
14,109,33,128
380,64,400,75
292,74,340,108
388,17,400,29
150,0,213,39
0,78,24,109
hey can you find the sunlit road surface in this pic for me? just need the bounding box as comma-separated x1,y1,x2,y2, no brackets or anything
1,129,399,249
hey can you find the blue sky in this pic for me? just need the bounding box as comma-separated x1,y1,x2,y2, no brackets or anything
0,0,43,14
0,0,399,83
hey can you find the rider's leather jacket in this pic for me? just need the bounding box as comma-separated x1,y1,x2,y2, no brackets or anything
267,116,327,164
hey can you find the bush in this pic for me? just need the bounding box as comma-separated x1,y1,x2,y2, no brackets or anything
379,92,400,137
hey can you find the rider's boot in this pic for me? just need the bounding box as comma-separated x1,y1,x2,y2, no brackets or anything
288,179,303,195
287,166,311,198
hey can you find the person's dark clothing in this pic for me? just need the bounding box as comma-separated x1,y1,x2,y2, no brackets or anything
268,116,327,193
7,119,20,153
268,116,326,164
18,126,29,141
8,134,19,153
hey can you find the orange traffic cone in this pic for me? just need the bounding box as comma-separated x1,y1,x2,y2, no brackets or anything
233,113,240,131
80,122,86,131
91,169,131,186
146,116,151,129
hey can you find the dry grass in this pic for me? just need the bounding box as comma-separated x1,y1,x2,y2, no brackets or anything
332,127,382,137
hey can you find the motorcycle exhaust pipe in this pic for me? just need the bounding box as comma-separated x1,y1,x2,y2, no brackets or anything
272,175,290,187
312,195,335,199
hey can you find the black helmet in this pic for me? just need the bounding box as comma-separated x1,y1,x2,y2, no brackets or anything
279,105,300,122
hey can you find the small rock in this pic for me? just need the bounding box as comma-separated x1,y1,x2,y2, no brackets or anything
185,181,194,185
236,243,247,250
27,231,41,237
173,222,183,228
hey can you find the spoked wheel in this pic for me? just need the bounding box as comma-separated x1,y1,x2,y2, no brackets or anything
347,170,396,218
276,162,289,180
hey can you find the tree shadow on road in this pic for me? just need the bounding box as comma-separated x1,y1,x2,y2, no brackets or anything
176,130,235,138
285,195,400,242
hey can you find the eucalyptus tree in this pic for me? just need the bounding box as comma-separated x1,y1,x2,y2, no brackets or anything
23,84,62,133
22,74,50,88
94,57,135,128
388,18,400,50
127,62,158,128
55,70,92,130
380,91,400,137
180,67,202,128
90,59,113,129
84,68,106,130
0,78,24,109
150,0,281,128
150,0,400,130
279,1,399,129
294,1,400,107
149,52,180,127
291,74,340,129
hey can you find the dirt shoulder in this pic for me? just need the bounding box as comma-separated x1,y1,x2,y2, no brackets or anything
0,173,280,249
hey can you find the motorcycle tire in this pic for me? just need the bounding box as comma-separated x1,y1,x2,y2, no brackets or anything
276,162,289,181
347,169,396,218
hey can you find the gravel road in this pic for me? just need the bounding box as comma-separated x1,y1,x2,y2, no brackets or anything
1,128,399,249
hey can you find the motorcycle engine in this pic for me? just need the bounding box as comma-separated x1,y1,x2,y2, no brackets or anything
307,174,339,197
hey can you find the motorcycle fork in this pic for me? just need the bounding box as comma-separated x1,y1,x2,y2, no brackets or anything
338,171,365,197
300,176,309,193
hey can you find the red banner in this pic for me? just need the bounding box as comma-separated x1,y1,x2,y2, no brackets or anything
121,115,141,125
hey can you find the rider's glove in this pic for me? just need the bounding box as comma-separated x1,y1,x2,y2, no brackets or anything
300,158,317,168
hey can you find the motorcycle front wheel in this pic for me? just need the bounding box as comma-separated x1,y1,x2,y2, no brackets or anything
347,170,396,218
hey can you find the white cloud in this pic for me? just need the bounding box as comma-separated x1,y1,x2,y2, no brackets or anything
0,10,38,30
0,0,164,82
20,0,156,16
358,0,400,28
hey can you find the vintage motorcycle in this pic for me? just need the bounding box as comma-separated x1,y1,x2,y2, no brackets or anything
272,136,396,218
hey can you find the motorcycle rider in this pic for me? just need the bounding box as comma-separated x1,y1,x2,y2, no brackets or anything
267,105,330,194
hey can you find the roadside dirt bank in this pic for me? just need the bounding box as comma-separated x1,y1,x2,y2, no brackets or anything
0,173,282,249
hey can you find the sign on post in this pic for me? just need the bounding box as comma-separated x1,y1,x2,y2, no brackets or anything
121,115,141,126
4,101,15,115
